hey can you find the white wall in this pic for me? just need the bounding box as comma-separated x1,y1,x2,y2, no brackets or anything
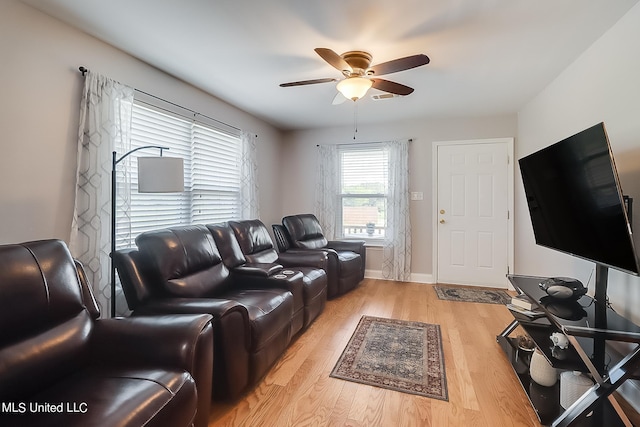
0,0,283,245
281,115,517,278
516,3,640,325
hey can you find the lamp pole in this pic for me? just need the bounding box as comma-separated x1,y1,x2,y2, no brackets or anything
110,145,168,317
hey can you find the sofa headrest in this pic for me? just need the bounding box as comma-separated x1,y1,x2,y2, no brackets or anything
206,223,247,268
0,240,93,401
135,225,231,297
271,224,290,253
282,214,328,249
113,248,159,310
228,220,274,255
0,240,85,346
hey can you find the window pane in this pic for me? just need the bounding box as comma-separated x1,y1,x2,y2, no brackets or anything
339,146,389,239
340,149,388,194
342,197,386,239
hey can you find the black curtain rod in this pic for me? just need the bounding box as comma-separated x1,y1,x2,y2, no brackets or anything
78,66,244,134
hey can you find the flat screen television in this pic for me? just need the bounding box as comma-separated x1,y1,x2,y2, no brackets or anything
519,122,640,277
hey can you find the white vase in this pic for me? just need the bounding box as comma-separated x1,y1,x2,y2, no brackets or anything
529,349,557,387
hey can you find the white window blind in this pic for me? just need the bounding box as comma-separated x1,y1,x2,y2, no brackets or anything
114,101,241,249
339,146,389,239
191,123,241,223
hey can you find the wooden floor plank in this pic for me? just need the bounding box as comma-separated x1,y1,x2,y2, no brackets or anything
208,279,540,426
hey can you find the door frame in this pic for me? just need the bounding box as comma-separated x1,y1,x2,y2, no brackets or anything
431,138,515,288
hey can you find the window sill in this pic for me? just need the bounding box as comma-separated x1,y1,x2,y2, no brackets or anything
335,238,384,248
364,242,384,248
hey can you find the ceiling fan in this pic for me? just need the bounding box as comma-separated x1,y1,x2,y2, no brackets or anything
280,48,430,103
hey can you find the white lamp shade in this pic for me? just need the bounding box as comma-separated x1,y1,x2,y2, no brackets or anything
137,157,184,193
336,77,373,101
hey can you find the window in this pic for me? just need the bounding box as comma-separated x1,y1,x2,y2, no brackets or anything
114,101,242,249
339,146,389,240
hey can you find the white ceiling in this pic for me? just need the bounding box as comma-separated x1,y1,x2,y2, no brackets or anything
21,0,638,131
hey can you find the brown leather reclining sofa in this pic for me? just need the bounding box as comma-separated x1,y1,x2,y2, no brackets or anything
0,240,214,427
113,221,328,400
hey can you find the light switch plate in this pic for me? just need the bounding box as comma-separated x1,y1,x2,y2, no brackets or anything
410,191,423,201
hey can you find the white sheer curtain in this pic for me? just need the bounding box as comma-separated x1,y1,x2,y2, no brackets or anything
69,71,134,316
382,140,412,281
240,131,260,219
314,144,339,239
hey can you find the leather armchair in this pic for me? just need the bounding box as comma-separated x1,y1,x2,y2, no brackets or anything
277,214,366,298
114,224,294,400
227,219,328,329
0,240,213,427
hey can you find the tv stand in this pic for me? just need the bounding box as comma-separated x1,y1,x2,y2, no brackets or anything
497,274,640,426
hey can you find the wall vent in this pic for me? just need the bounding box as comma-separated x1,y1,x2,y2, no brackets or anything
371,93,400,101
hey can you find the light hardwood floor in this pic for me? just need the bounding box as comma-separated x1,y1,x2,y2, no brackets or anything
208,279,541,426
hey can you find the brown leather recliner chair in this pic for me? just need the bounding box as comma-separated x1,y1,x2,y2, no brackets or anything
276,213,366,298
0,240,213,427
113,224,295,400
226,219,328,329
205,222,306,336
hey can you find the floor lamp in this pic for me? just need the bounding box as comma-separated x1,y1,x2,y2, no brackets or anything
111,145,184,317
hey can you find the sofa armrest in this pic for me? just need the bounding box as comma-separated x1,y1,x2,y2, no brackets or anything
134,297,246,319
74,259,100,319
234,263,283,277
327,240,366,280
90,314,212,371
277,250,328,270
232,269,303,295
133,297,251,353
132,298,252,400
90,314,214,427
327,240,366,253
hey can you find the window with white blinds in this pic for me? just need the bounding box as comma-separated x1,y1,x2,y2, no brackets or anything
339,146,389,240
114,101,242,250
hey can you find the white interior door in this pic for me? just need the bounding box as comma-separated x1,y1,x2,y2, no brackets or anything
433,139,513,288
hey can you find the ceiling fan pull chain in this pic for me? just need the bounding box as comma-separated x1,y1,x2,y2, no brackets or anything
353,102,358,140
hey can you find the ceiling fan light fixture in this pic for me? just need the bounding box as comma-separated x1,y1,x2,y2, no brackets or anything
336,77,373,101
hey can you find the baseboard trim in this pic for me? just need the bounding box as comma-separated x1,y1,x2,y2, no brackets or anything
410,273,434,284
364,269,383,279
364,270,434,284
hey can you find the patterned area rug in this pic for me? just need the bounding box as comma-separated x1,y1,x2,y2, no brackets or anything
434,285,511,304
330,316,448,401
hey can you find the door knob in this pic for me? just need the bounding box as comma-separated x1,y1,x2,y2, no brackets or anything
439,219,445,224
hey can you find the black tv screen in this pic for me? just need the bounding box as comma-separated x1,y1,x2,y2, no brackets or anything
519,122,640,275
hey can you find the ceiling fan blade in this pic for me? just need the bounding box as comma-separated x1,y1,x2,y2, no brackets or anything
332,92,347,105
315,48,353,74
371,79,414,96
279,78,337,87
369,54,430,76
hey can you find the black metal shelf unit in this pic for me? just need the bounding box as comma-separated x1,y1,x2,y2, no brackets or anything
497,275,640,427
